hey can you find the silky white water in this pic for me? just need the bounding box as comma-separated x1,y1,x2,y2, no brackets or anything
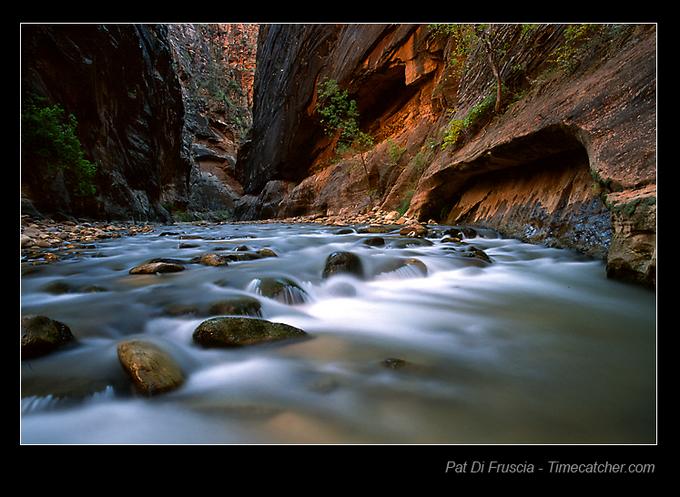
20,223,655,443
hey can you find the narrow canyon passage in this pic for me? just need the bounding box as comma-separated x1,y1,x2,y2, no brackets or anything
20,23,656,446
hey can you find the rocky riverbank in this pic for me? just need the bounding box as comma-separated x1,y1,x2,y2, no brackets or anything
19,207,422,272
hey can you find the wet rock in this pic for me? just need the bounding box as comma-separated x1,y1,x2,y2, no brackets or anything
21,235,35,248
322,251,364,279
362,237,385,247
399,223,428,238
444,227,477,239
21,315,75,359
256,248,278,258
179,235,204,240
129,260,186,274
358,225,397,234
250,277,309,304
378,258,428,277
179,242,200,249
458,246,492,263
117,340,184,396
158,231,180,237
80,285,108,293
41,280,73,295
43,253,59,262
335,228,355,235
193,317,307,348
441,236,462,243
381,357,412,369
223,252,263,262
192,253,229,266
235,245,250,251
208,296,262,317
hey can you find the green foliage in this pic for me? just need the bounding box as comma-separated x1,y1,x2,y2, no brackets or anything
520,24,539,35
408,147,432,175
551,24,603,72
397,190,414,217
172,210,194,222
441,119,465,150
387,139,406,164
22,96,97,197
429,24,478,67
316,78,374,153
441,93,496,150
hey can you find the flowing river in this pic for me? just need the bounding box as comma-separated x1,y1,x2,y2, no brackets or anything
20,223,656,444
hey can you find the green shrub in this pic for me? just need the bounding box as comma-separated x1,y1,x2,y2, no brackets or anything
441,92,496,150
22,96,97,197
397,190,414,217
387,139,406,164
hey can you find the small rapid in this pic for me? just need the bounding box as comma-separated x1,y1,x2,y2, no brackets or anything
20,222,656,443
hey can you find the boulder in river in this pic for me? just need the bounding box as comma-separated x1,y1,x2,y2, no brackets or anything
193,317,307,348
117,340,184,396
444,227,477,239
21,315,75,359
458,245,492,263
322,251,364,279
362,237,385,247
358,225,397,234
129,259,185,274
208,296,262,317
192,253,229,266
248,277,309,304
256,248,278,258
399,223,428,238
335,227,355,235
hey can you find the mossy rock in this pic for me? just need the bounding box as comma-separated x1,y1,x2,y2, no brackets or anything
21,315,75,359
208,296,262,317
117,340,184,396
256,248,278,258
322,251,364,279
193,317,307,348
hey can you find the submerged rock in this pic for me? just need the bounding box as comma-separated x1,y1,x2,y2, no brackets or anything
440,236,462,244
163,304,201,317
248,277,309,304
362,237,385,247
389,238,434,248
193,317,307,348
117,340,184,396
129,260,185,274
256,248,278,258
456,245,492,263
381,357,412,370
41,280,73,295
378,258,428,277
335,228,355,235
179,242,200,249
21,315,75,359
208,296,262,317
322,251,364,279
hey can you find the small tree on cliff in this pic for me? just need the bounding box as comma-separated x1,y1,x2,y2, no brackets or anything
429,23,505,114
315,78,375,200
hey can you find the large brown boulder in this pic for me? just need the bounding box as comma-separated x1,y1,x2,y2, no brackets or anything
117,340,184,396
193,317,307,348
21,315,75,359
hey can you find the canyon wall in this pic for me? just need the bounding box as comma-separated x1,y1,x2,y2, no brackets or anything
22,24,190,221
237,24,656,286
21,23,257,222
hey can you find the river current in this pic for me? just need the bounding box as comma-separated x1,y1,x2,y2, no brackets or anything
20,223,656,443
